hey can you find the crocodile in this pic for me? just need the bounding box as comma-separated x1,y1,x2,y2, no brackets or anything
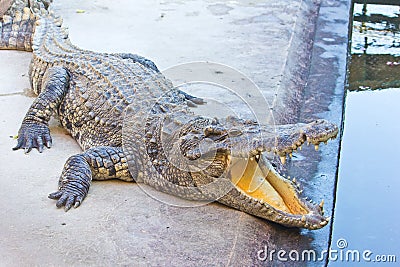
1,1,338,230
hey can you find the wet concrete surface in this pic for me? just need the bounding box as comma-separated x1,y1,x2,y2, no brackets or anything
0,0,348,266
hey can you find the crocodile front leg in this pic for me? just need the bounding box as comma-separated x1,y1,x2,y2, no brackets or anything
13,66,69,153
48,146,134,211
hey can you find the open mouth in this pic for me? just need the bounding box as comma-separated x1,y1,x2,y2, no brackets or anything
224,127,337,230
228,154,309,215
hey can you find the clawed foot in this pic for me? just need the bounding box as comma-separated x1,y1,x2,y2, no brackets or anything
48,179,89,211
13,121,52,153
48,156,91,211
48,190,84,211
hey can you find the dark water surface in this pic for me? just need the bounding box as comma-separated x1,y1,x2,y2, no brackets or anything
330,88,400,266
329,3,400,266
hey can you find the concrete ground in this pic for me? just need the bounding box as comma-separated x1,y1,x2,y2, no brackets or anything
0,0,349,266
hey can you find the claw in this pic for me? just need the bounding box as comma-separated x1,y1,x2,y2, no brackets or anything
56,194,68,208
12,138,23,150
186,100,197,108
74,196,83,208
48,191,62,199
65,196,75,211
45,139,52,148
191,97,205,105
35,136,44,153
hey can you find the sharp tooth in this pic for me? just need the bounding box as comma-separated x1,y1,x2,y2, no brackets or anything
280,156,286,165
255,154,260,160
299,146,302,151
319,199,324,208
292,177,296,183
315,144,319,151
289,153,292,158
301,215,306,222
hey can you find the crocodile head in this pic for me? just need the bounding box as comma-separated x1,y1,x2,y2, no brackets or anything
173,117,339,230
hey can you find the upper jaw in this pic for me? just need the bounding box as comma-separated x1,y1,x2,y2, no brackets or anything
227,119,339,164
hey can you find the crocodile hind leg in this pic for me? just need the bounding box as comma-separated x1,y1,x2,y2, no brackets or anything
13,66,69,153
48,146,134,211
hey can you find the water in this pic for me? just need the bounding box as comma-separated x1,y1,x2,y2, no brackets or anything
330,89,400,266
329,3,400,266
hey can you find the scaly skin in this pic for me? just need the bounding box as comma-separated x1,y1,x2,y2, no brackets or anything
1,2,338,230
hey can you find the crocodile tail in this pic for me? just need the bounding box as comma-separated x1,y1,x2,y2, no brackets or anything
0,0,52,51
0,7,37,51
